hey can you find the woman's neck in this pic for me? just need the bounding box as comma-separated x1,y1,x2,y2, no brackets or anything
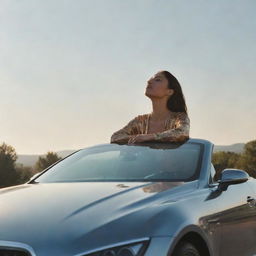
150,99,172,121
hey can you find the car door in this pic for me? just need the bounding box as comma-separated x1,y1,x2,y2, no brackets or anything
217,180,256,256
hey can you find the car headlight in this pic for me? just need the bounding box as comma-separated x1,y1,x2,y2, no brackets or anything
87,240,149,256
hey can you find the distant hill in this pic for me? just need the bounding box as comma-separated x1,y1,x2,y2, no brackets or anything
17,150,77,167
213,143,245,153
16,143,246,167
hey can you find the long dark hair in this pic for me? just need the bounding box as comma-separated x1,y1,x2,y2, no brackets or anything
161,70,188,115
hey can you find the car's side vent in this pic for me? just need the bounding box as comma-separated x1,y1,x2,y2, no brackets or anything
0,249,31,256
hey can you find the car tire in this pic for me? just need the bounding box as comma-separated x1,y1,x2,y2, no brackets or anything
172,241,201,256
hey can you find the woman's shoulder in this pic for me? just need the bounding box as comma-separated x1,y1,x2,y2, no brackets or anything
132,112,189,122
134,112,189,120
172,111,190,124
173,111,189,119
125,113,149,125
133,113,150,121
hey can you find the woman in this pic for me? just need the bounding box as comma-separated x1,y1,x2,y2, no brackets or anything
110,70,190,144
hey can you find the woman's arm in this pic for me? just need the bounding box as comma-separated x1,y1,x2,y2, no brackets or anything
110,116,139,143
151,112,190,142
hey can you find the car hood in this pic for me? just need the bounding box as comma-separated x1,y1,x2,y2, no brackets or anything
0,181,197,255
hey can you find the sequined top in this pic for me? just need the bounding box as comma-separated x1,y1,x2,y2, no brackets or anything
110,111,190,143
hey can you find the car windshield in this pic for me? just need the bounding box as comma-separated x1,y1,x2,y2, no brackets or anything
34,142,203,183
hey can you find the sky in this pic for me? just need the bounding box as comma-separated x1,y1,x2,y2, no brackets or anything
0,0,255,154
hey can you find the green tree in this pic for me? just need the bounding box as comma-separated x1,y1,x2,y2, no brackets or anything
34,151,62,172
212,151,241,180
0,142,19,188
15,163,35,184
237,140,256,178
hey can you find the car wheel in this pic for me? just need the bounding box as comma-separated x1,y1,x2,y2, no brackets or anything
172,241,201,256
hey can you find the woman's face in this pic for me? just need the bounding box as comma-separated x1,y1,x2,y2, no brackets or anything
145,71,174,99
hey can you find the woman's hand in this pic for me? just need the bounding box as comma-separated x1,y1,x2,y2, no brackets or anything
128,134,155,144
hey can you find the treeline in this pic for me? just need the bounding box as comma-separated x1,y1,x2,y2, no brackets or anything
212,140,256,180
0,142,62,188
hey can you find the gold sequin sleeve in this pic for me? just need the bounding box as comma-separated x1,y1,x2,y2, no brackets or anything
110,116,140,143
152,112,190,142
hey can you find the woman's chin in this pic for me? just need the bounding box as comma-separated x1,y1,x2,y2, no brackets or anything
145,91,152,97
144,92,160,100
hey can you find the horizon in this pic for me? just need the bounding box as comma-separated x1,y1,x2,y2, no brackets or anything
15,140,248,155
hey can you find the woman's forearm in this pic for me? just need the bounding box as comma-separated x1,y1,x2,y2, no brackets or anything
110,116,139,143
110,133,134,143
150,114,190,142
152,131,189,142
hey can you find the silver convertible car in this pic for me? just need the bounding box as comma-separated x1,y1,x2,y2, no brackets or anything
1,138,256,256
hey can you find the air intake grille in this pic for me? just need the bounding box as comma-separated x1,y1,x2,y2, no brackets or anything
0,249,30,256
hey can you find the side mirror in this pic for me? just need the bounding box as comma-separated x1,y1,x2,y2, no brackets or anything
217,169,249,191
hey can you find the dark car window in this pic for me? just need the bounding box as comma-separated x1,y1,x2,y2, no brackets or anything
35,142,203,183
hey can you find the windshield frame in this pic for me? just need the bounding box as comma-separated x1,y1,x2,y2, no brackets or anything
30,141,205,184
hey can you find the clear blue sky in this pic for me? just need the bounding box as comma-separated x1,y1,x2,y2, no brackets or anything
1,0,255,154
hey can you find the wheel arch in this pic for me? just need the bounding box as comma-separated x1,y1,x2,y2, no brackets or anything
167,225,213,256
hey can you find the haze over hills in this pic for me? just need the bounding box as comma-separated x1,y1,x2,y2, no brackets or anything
213,143,245,154
17,150,77,167
16,143,246,167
